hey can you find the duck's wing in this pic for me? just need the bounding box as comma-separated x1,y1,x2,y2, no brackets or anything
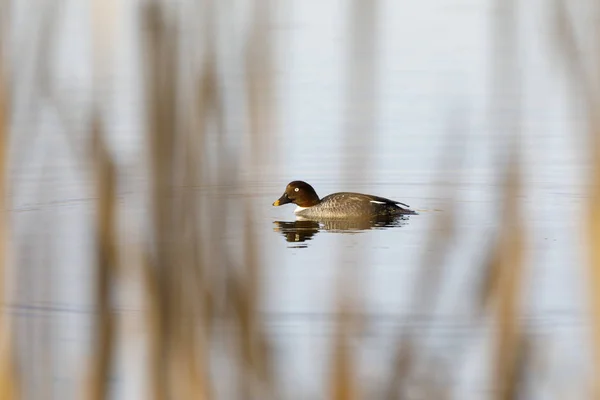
363,194,411,209
366,194,416,215
321,192,416,215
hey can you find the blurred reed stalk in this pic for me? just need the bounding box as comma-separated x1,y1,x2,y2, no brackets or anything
384,119,463,400
584,85,600,399
385,0,529,397
486,0,527,398
88,120,117,400
140,0,278,398
329,0,381,398
142,3,209,399
553,0,600,396
235,0,276,397
0,4,19,398
487,156,526,400
88,0,119,397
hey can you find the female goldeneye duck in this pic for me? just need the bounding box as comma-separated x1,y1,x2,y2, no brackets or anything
272,180,417,219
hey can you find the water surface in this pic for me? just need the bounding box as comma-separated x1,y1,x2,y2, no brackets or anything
8,0,591,398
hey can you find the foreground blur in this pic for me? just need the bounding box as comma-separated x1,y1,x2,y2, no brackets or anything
1,0,600,399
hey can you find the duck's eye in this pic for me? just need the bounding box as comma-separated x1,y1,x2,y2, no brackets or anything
294,188,299,192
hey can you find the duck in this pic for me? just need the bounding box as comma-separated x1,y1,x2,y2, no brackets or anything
272,180,417,219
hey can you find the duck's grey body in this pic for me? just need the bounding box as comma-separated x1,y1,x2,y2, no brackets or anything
293,192,415,219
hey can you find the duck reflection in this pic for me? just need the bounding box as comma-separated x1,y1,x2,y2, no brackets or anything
272,220,321,248
273,215,411,247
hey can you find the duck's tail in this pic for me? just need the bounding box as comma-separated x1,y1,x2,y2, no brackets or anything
395,203,418,215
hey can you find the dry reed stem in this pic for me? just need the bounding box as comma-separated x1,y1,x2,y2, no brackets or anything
491,158,526,400
142,3,176,399
195,47,224,331
0,11,19,399
404,121,463,320
341,0,378,176
384,342,413,400
87,119,117,400
329,1,379,398
236,0,276,396
485,0,528,397
383,118,464,399
330,305,359,400
87,0,119,396
166,24,217,400
142,2,217,398
245,0,275,163
190,41,220,333
585,133,600,398
174,122,212,400
553,1,600,396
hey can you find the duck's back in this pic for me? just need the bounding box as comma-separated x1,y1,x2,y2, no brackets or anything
295,192,415,219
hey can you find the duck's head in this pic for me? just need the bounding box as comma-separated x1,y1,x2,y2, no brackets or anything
272,181,320,207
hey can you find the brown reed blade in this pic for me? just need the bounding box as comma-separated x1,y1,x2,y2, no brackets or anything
552,1,600,396
0,12,18,399
329,1,380,398
585,138,600,399
383,116,465,400
87,118,117,400
384,340,413,400
485,0,528,395
141,3,176,399
330,333,358,400
141,1,223,398
493,159,526,400
231,0,278,395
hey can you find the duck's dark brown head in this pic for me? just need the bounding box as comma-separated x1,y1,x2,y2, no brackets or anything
272,181,320,207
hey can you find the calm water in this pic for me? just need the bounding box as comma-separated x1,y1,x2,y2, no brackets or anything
8,0,591,398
